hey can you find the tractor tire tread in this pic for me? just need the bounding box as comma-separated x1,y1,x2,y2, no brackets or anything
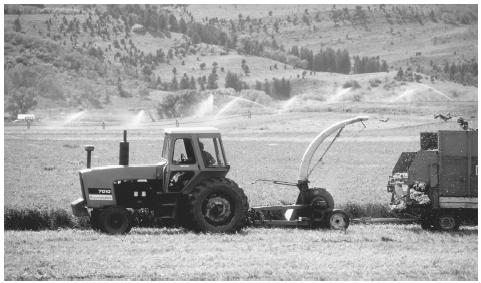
184,177,248,233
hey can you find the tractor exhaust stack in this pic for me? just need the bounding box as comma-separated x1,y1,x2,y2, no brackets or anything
84,145,94,169
119,130,129,166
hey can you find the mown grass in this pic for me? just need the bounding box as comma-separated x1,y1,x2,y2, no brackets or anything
4,202,394,231
4,225,477,280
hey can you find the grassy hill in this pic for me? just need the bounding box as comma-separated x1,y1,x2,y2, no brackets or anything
3,4,478,119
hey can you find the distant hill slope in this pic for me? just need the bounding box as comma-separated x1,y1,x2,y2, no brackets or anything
3,4,477,118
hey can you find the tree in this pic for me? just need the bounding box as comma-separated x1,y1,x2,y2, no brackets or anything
172,67,177,76
170,76,178,90
396,67,404,80
142,65,153,77
381,60,389,72
169,14,178,32
13,16,22,32
200,62,206,70
6,87,37,118
179,18,187,34
189,76,196,89
180,73,190,89
255,80,262,90
207,69,218,89
225,71,243,92
241,59,250,76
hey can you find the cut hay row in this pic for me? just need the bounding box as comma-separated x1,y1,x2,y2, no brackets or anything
4,202,394,231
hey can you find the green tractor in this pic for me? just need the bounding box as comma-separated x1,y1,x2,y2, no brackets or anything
72,127,248,234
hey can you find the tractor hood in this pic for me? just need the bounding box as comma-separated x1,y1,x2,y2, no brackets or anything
80,161,167,192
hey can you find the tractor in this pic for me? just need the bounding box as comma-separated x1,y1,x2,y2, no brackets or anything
72,116,369,234
72,127,248,234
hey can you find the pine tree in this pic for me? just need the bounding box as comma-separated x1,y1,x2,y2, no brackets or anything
179,18,187,34
225,71,242,91
396,67,404,80
180,73,190,89
189,76,196,89
13,16,22,32
169,14,178,32
170,76,178,90
381,60,389,72
207,69,218,89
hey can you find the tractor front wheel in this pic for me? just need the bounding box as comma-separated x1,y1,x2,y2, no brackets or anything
328,210,350,230
185,178,248,233
99,207,132,234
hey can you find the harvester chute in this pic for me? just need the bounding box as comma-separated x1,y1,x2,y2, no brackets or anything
297,116,370,184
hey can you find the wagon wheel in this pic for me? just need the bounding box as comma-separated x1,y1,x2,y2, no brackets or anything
435,213,459,231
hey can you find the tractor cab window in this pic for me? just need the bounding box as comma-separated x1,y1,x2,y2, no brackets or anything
173,138,196,164
161,138,168,159
198,138,226,168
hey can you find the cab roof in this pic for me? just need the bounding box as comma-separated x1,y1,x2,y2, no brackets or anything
164,127,220,134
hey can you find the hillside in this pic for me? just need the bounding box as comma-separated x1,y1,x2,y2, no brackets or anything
3,4,478,120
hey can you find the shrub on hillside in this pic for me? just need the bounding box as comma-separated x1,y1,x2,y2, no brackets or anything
343,80,361,89
225,71,245,92
5,87,38,117
239,89,273,105
156,90,206,118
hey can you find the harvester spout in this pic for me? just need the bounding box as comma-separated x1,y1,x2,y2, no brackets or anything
297,116,369,184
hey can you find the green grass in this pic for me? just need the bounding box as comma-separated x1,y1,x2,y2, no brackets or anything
4,225,477,280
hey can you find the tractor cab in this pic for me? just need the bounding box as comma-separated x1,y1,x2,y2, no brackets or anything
162,127,230,193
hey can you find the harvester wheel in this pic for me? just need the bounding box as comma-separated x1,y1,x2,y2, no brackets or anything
99,207,132,234
435,213,459,231
185,177,248,233
328,210,349,230
291,188,334,221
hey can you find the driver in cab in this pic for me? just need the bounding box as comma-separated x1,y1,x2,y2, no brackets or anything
199,142,216,167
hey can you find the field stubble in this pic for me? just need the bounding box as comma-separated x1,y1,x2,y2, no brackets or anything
4,225,477,280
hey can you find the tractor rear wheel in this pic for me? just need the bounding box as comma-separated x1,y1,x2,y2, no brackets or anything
99,207,132,234
185,177,248,233
328,210,349,230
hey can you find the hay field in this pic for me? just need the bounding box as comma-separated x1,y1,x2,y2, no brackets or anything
4,110,478,280
4,225,477,280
